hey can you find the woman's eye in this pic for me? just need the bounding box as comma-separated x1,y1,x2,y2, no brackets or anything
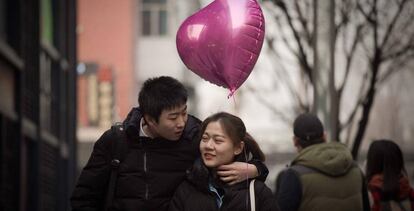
214,139,223,144
201,135,209,141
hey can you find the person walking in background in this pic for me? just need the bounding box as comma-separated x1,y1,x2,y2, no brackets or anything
274,113,370,211
71,76,268,211
366,140,414,211
169,112,278,211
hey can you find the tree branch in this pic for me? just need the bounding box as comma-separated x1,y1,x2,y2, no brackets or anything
356,0,375,23
273,0,313,82
351,30,382,158
379,0,409,49
264,37,311,111
378,51,414,85
373,0,379,50
245,84,293,123
335,0,353,36
294,0,312,45
341,71,369,132
382,41,414,61
273,14,300,57
338,24,365,99
383,6,414,54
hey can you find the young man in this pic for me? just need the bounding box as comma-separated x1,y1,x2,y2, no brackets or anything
71,76,268,211
274,113,370,211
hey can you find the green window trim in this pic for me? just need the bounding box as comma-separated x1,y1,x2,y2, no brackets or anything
41,0,54,44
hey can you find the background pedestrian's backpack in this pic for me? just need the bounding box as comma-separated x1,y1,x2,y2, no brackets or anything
104,123,128,211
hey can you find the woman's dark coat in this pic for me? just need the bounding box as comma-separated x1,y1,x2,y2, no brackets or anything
169,160,278,211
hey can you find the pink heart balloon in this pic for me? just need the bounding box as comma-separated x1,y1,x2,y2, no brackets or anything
176,0,265,95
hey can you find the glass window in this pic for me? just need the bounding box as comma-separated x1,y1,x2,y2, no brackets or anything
3,0,21,54
159,10,167,35
0,0,5,39
142,10,151,36
0,61,15,117
141,0,168,36
40,52,52,132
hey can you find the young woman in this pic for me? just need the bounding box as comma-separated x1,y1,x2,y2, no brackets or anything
169,112,278,211
366,140,414,211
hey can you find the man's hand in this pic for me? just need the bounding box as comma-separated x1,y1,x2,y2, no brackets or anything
217,162,258,185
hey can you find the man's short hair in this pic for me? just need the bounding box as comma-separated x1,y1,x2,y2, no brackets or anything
138,76,187,122
293,113,324,148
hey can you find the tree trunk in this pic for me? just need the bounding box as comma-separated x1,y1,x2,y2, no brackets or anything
312,0,336,141
332,94,340,142
351,55,380,159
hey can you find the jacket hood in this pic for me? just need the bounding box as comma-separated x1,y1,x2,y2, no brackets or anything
186,158,210,192
292,142,354,176
123,107,142,139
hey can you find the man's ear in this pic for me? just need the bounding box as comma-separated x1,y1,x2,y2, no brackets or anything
234,141,245,156
293,136,299,147
322,132,327,142
144,114,157,127
293,137,302,152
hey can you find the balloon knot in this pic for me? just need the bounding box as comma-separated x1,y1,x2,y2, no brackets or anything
227,88,236,99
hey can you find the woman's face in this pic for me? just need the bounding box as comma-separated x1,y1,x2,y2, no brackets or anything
200,121,243,168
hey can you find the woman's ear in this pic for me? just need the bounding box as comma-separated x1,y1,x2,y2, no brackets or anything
234,141,245,155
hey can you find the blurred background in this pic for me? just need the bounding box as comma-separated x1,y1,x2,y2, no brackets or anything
0,0,413,210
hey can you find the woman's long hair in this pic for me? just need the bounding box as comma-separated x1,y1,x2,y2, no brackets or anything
366,139,407,199
200,112,265,162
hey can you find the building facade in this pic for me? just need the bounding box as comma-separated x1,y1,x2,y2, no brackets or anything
136,0,201,116
0,0,77,210
76,0,138,168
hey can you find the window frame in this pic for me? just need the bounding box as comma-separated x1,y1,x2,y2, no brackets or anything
140,0,169,37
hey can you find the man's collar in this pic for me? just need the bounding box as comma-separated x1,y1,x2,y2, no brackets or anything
139,117,151,137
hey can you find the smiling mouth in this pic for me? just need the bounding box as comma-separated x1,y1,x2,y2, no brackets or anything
203,153,215,159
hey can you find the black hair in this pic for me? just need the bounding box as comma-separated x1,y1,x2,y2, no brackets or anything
293,113,325,148
200,112,265,162
138,76,187,122
366,139,407,200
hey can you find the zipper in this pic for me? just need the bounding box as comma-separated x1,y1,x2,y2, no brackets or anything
144,151,149,200
144,151,147,172
207,189,221,211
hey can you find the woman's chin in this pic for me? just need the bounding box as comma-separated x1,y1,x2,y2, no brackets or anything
203,161,218,168
204,161,231,169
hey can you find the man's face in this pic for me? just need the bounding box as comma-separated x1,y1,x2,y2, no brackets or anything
146,104,188,141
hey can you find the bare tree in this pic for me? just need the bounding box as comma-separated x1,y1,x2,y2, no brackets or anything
253,0,414,159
